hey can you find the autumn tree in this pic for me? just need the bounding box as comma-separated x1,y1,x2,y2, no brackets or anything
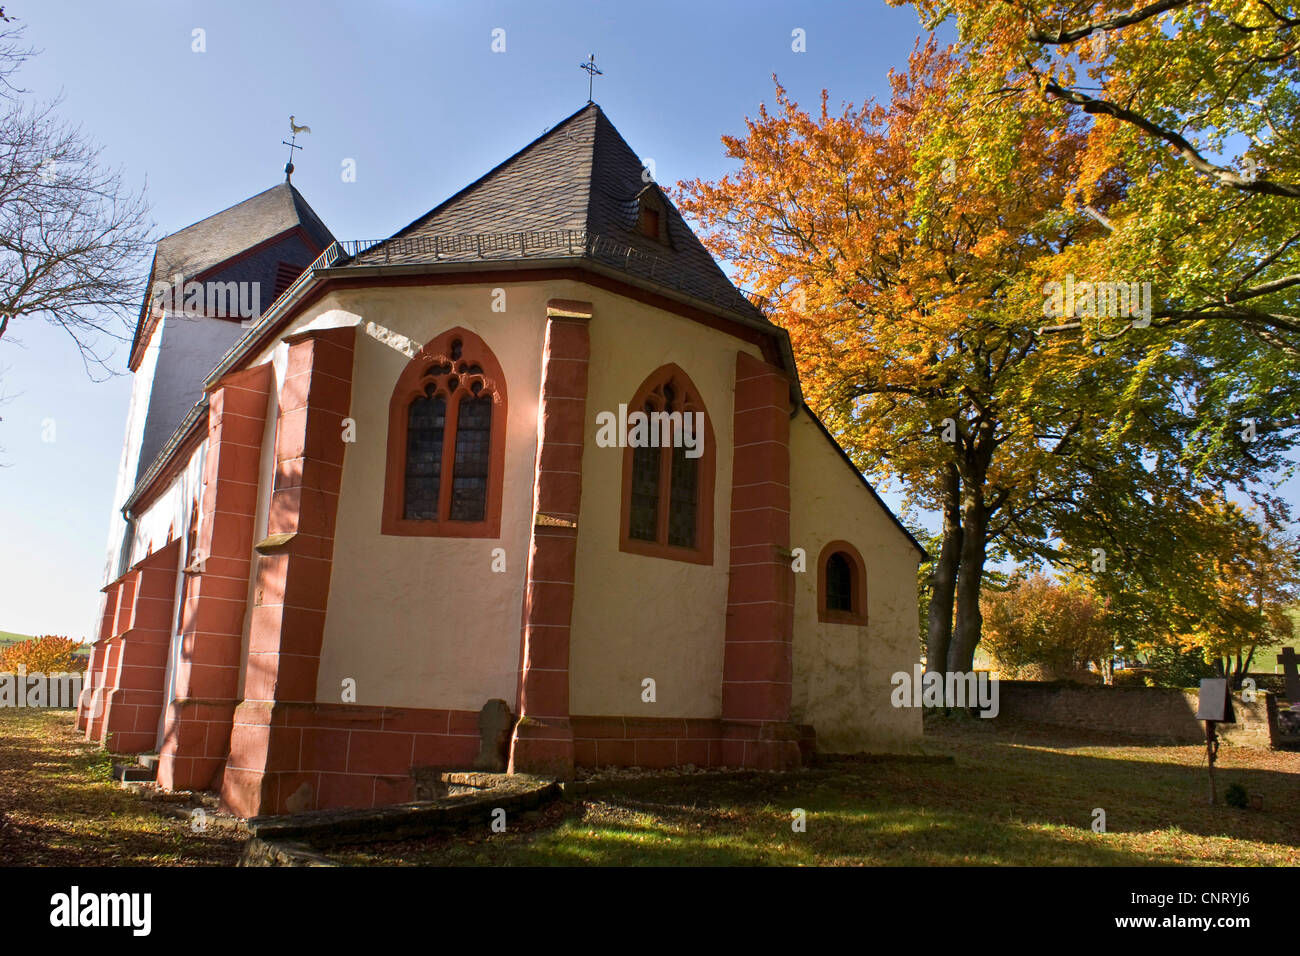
0,635,87,672
1137,496,1296,679
677,39,1198,676
898,0,1300,461
981,573,1116,681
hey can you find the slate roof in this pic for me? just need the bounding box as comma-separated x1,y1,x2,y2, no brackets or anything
150,182,333,287
129,183,335,369
347,103,765,321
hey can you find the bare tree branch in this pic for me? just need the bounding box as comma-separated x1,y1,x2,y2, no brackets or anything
0,18,153,375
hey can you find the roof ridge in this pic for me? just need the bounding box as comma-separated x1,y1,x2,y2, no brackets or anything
578,104,601,240
590,109,647,174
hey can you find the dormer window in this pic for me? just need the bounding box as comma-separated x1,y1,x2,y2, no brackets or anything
638,205,660,239
635,188,669,244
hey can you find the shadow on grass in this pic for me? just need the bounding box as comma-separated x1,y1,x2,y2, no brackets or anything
347,717,1300,866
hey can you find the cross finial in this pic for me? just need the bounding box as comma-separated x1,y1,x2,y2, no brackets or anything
579,54,602,104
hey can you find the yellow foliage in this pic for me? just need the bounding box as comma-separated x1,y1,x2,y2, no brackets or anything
0,635,88,673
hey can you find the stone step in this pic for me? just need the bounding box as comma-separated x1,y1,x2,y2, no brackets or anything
440,770,515,790
248,778,561,847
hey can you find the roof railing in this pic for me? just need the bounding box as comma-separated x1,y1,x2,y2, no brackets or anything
314,231,769,316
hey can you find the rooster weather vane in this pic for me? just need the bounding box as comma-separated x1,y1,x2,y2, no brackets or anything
283,115,311,182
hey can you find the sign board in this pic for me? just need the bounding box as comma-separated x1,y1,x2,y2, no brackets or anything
1195,678,1236,723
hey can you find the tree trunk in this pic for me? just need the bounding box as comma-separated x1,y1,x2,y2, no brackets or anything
948,481,988,677
925,466,962,678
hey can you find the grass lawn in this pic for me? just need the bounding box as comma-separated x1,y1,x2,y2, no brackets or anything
0,710,242,866
2,709,1297,866
337,716,1300,866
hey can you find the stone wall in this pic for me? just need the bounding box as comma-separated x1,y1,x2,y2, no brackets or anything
994,681,1279,749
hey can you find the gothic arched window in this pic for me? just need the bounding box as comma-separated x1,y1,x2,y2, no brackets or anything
619,364,714,564
383,327,507,537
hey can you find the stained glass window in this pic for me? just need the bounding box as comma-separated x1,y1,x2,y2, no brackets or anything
449,394,492,522
624,374,708,556
404,392,446,520
629,430,661,542
667,445,697,547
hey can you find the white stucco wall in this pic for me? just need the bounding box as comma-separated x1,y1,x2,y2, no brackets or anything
101,317,165,588
135,313,244,488
236,356,282,700
258,278,765,718
788,410,923,753
107,310,208,579
568,290,763,718
307,284,545,711
120,444,207,572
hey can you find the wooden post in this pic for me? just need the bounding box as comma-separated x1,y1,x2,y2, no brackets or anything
1205,719,1218,806
1196,678,1232,807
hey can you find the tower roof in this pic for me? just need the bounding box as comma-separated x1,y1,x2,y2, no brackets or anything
129,183,334,369
348,103,764,320
150,182,334,287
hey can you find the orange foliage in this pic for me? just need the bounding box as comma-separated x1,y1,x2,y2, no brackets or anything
0,635,88,673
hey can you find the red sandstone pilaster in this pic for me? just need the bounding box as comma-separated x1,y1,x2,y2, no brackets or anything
88,577,136,743
222,325,355,817
508,301,592,778
99,540,180,753
157,362,273,792
720,351,801,769
79,586,119,735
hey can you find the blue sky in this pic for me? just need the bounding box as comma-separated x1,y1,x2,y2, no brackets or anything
0,0,940,638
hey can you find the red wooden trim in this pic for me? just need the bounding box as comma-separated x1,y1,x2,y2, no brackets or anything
381,326,508,538
617,363,716,566
817,539,868,626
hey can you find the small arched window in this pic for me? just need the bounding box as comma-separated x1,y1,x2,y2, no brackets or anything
620,364,714,564
383,328,507,537
818,540,867,625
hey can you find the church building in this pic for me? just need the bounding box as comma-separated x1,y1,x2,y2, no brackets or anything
77,103,924,818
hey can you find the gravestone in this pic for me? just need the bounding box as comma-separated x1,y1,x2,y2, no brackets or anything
1276,647,1300,702
473,699,514,772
